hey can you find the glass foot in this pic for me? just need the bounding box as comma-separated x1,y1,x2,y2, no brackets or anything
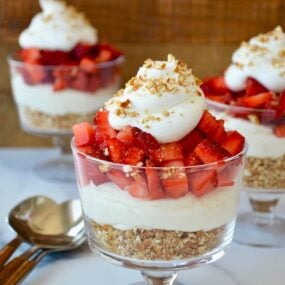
34,155,75,183
234,212,285,248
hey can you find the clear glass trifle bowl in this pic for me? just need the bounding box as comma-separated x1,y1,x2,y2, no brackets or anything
71,138,247,284
207,100,285,247
8,51,124,182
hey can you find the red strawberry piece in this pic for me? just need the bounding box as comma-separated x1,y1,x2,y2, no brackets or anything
70,70,89,91
107,138,125,163
108,170,134,191
80,57,97,73
217,160,241,187
221,131,245,155
73,122,95,147
76,153,108,187
150,143,183,165
184,152,202,166
201,76,229,95
77,145,107,160
127,173,149,199
53,76,67,91
273,124,285,137
41,50,71,65
206,93,233,104
88,74,101,92
179,129,204,153
238,92,273,108
245,77,268,96
188,170,217,197
117,126,135,144
276,91,285,118
197,110,227,143
94,110,117,138
98,43,123,60
20,48,42,64
72,43,93,60
145,159,166,200
195,139,229,164
132,127,160,153
161,160,189,199
22,65,46,84
123,147,145,166
95,49,113,63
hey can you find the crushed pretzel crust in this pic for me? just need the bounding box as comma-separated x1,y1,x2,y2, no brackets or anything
244,154,285,189
19,106,94,132
90,220,228,261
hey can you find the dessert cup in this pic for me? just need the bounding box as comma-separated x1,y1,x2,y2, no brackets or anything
207,100,285,247
8,53,124,182
71,138,247,284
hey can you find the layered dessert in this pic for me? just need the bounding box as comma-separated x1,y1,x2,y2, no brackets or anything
9,0,123,135
202,26,285,191
72,54,246,261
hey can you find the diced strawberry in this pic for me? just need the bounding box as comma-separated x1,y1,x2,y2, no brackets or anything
70,70,89,91
72,43,93,60
108,170,134,190
20,48,41,64
221,131,245,155
217,160,241,187
94,128,109,148
238,92,273,108
132,127,159,153
123,147,145,166
188,170,217,197
206,93,233,104
197,110,227,143
127,173,149,199
76,154,108,187
41,50,71,65
201,76,229,95
273,124,285,137
94,110,117,138
107,138,125,163
117,126,135,144
161,160,189,199
73,122,95,147
53,77,67,91
276,91,285,118
22,65,46,85
150,143,183,164
184,152,202,166
145,160,166,200
179,129,204,153
195,139,229,164
96,50,113,63
80,57,97,73
246,77,268,96
77,145,107,160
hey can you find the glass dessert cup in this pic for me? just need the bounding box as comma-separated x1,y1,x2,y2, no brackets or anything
8,54,124,182
207,100,285,247
72,138,246,284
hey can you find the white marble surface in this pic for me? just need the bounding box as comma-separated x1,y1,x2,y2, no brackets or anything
0,148,285,285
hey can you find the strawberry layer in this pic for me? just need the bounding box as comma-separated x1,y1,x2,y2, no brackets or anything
79,178,242,232
212,111,285,158
11,74,120,115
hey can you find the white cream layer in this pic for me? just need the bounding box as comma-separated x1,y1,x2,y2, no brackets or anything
19,0,97,51
80,181,240,232
213,111,285,158
11,74,119,115
225,26,285,92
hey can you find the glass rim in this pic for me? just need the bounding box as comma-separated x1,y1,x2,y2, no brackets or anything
71,137,248,171
206,98,277,115
7,51,125,69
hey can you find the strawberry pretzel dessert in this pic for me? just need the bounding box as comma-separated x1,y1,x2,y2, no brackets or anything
202,27,285,191
8,0,123,135
72,55,246,261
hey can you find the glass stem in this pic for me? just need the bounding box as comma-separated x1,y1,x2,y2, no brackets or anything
52,136,71,155
141,271,177,285
249,194,280,225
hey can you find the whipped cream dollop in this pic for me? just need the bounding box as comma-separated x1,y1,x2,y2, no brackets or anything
105,54,205,143
225,26,285,92
19,0,98,51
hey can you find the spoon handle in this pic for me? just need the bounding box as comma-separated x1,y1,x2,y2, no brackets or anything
0,237,22,268
2,249,50,285
0,245,39,283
